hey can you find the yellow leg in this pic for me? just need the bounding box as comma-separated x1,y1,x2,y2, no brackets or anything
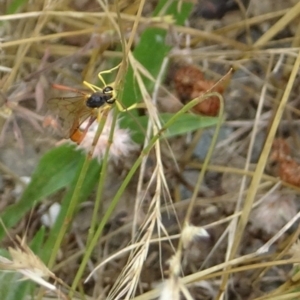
83,81,101,92
115,101,146,112
97,64,121,87
83,64,121,92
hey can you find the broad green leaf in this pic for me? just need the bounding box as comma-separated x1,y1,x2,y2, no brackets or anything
42,158,101,262
121,1,193,108
122,113,219,143
0,144,83,240
161,113,219,137
117,1,193,143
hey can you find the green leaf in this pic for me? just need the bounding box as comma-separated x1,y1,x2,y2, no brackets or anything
6,0,28,14
42,158,101,262
161,113,219,138
117,1,193,143
0,272,34,300
121,1,193,107
121,113,219,143
0,144,83,240
31,226,46,254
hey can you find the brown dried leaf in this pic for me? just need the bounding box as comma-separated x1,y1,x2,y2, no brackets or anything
173,65,204,102
173,64,225,116
270,138,300,186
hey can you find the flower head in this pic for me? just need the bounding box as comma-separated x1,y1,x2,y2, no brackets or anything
77,112,138,162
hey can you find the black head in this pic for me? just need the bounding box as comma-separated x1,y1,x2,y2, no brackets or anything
102,86,115,104
86,86,115,108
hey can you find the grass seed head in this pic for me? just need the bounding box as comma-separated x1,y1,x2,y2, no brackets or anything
158,276,180,300
181,223,210,249
0,236,57,291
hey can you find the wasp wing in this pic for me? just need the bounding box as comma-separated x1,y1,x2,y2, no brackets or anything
47,96,95,138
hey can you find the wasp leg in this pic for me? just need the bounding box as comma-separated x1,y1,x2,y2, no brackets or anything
115,101,146,112
97,64,121,88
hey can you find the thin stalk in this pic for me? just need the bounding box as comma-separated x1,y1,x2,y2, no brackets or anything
86,109,119,246
47,116,108,269
177,93,224,254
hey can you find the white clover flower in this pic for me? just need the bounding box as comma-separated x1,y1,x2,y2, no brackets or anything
77,112,139,162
